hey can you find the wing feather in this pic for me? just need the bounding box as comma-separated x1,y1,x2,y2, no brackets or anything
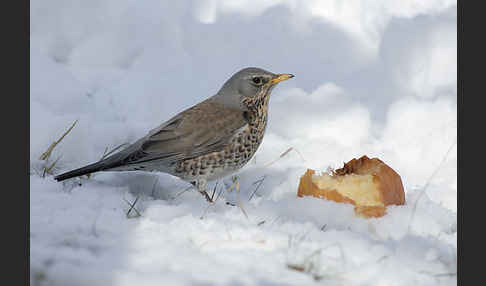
114,98,247,167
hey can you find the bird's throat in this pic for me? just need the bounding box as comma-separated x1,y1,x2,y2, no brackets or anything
243,95,270,137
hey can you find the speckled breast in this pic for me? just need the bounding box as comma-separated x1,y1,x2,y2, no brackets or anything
174,96,269,182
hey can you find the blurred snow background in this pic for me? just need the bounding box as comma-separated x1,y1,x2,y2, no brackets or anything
30,1,457,285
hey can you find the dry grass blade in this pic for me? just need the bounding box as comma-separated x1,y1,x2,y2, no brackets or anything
219,176,249,219
87,142,130,179
248,175,266,201
263,147,293,168
39,120,78,161
100,143,129,160
287,264,306,272
42,156,62,178
286,249,324,281
233,178,249,219
150,177,160,198
174,186,193,199
433,272,457,277
292,148,306,162
417,270,457,279
280,147,294,158
237,200,249,219
407,139,456,233
214,187,224,203
210,181,219,201
123,196,141,218
263,147,305,168
269,216,281,228
200,184,224,219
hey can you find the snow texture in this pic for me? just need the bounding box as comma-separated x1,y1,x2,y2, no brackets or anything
30,1,457,285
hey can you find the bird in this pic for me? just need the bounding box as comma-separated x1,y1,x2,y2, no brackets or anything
54,67,294,201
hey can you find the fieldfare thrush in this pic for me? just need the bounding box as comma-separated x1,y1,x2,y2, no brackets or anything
55,67,294,201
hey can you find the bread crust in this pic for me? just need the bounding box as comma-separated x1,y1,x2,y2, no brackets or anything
297,155,405,218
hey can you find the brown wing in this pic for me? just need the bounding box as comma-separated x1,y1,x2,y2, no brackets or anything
120,98,247,166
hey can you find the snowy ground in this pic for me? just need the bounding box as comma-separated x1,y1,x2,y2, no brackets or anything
30,1,457,285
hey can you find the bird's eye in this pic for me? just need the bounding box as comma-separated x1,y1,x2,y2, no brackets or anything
252,77,262,85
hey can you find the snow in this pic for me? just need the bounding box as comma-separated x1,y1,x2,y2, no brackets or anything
30,1,457,285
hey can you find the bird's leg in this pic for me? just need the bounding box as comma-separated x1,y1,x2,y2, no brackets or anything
224,175,240,207
194,179,213,203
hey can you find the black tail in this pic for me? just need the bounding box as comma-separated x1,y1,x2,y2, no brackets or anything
54,143,142,181
54,161,108,181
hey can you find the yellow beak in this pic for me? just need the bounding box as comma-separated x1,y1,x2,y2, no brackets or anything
269,73,295,85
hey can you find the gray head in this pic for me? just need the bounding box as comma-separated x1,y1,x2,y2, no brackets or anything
213,67,294,110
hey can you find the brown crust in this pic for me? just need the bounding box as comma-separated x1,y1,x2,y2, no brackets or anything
297,155,405,218
353,206,387,218
334,155,405,206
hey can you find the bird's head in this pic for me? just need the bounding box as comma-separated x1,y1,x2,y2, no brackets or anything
215,67,294,110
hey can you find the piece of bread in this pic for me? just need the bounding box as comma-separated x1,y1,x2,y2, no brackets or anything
297,155,405,218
